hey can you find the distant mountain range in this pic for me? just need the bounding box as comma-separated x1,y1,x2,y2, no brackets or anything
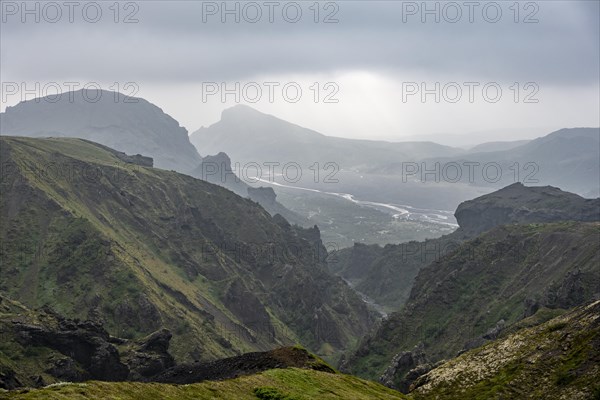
190,106,599,199
190,105,464,170
410,127,600,197
467,139,531,153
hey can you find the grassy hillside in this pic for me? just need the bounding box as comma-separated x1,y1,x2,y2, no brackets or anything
0,136,373,365
0,368,407,400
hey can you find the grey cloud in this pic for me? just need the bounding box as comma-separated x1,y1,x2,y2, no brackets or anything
1,1,598,85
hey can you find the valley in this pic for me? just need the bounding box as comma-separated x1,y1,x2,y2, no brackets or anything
0,92,598,400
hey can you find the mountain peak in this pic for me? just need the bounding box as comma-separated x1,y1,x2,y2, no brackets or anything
221,104,267,120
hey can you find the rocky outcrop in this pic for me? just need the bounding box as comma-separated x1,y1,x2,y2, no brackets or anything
191,152,249,196
122,329,176,380
1,301,338,390
378,343,434,393
0,297,178,388
151,346,335,384
114,152,153,168
454,182,600,237
13,318,129,382
0,366,21,390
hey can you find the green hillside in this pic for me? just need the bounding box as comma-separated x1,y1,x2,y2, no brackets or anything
0,136,373,364
0,367,407,400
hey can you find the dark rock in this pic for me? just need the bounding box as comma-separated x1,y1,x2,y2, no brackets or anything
124,329,176,380
0,366,21,390
379,343,428,393
46,357,87,382
116,152,153,167
13,318,129,382
454,183,600,238
151,346,334,384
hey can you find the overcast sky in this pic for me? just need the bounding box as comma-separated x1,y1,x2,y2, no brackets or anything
1,1,599,145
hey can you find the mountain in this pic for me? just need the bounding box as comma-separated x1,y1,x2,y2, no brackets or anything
410,300,600,399
0,89,201,173
331,183,600,311
189,105,463,170
343,221,600,387
468,139,530,153
454,182,600,237
376,128,600,198
0,136,374,365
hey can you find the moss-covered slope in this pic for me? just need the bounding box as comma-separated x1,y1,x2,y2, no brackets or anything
0,136,373,364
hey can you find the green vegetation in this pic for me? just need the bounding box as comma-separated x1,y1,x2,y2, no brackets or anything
0,368,407,400
410,301,600,399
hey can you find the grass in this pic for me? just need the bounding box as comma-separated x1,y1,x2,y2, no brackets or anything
0,368,407,400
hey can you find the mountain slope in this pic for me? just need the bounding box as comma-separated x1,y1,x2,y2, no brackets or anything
0,136,374,364
190,105,462,170
0,90,201,173
468,139,530,153
344,221,600,385
411,300,600,399
377,128,600,197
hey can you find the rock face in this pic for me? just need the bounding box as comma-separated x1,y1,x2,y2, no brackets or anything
378,343,433,393
454,182,600,237
122,329,176,381
0,89,201,172
0,296,336,390
14,318,130,382
190,152,249,196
